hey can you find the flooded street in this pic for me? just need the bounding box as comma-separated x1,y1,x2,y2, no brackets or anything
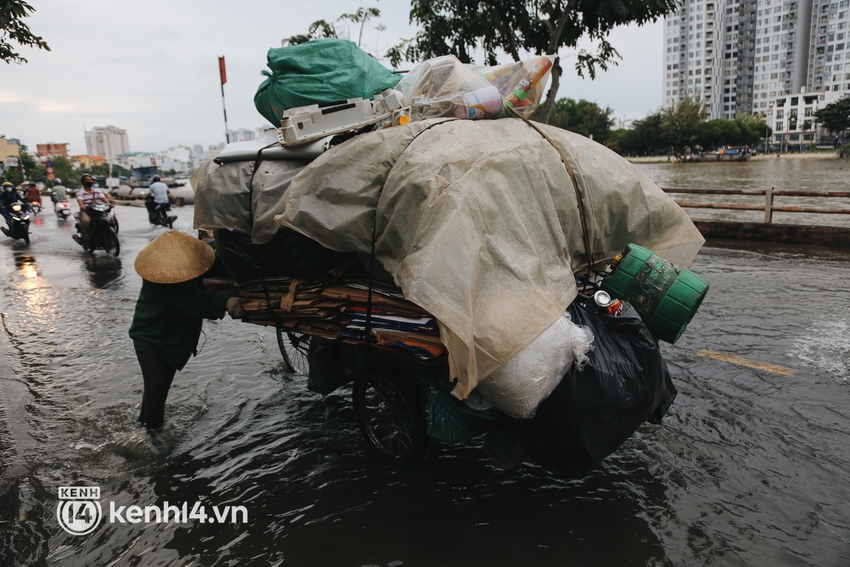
1,204,849,566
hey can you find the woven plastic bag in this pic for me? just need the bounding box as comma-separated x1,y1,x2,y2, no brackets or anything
254,38,401,125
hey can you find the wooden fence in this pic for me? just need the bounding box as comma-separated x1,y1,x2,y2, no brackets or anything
662,187,850,224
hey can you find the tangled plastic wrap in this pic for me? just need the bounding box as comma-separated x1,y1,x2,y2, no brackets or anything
398,55,554,121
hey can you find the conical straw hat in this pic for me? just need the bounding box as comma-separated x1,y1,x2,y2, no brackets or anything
134,230,216,284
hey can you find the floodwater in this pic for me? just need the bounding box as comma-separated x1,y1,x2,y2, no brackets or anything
1,204,849,566
635,158,850,228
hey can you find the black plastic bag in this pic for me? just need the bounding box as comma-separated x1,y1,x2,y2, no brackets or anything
512,296,677,477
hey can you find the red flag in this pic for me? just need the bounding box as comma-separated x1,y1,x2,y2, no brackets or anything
218,56,227,85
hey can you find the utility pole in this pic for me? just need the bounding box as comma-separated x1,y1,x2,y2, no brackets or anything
219,56,230,144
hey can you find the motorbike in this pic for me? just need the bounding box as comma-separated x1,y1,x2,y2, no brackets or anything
72,202,120,256
28,200,41,215
146,195,176,229
54,199,72,220
1,203,31,244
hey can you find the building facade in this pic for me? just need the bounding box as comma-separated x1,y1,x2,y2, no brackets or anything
1,136,21,163
808,0,850,93
752,0,814,112
764,87,842,144
665,0,849,119
36,142,69,158
85,126,130,162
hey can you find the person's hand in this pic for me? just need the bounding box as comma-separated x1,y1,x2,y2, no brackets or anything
226,297,248,319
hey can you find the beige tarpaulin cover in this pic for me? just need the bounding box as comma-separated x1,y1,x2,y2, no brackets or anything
276,118,704,399
192,156,309,244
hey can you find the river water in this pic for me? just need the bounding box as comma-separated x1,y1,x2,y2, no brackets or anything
1,195,849,565
635,158,850,228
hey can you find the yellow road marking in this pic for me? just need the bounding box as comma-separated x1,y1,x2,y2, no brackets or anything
696,350,796,376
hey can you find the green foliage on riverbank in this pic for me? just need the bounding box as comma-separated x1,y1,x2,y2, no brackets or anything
547,98,614,143
813,98,850,137
605,97,772,156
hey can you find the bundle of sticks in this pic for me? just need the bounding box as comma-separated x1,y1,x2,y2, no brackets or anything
204,273,446,360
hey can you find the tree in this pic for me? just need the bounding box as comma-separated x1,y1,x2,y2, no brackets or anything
604,128,634,154
1,0,50,63
405,0,678,121
548,98,614,142
699,119,741,149
628,112,665,155
661,97,707,152
0,148,38,185
813,97,850,137
282,20,338,46
735,114,770,147
282,7,385,53
339,7,382,48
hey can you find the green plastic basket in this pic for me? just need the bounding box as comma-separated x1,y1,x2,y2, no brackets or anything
427,389,490,443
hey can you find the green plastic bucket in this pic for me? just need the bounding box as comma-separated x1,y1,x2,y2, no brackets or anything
600,244,709,343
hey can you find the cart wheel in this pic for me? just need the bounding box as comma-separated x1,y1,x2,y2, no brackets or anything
353,372,427,463
276,326,309,374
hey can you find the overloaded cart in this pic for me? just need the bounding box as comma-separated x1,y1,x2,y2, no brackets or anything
194,39,709,474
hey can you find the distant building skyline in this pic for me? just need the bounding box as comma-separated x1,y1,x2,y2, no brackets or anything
226,127,271,143
85,126,130,163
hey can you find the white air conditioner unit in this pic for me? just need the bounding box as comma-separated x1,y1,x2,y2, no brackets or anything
277,89,408,146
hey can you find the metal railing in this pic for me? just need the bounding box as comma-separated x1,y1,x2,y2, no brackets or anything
662,187,850,224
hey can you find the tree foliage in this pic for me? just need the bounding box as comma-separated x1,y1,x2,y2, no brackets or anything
404,0,678,120
660,97,707,150
1,0,50,64
548,98,614,142
282,20,338,46
282,7,384,53
813,97,850,136
606,108,771,156
0,149,37,185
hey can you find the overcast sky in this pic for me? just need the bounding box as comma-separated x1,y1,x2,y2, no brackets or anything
1,0,665,155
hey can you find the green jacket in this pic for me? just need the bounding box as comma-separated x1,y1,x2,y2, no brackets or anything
129,279,230,370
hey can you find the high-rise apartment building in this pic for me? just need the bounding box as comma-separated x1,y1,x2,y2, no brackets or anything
663,1,712,113
809,0,850,93
84,126,130,162
752,0,813,111
664,0,849,118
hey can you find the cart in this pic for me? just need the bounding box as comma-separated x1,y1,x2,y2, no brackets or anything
205,275,501,464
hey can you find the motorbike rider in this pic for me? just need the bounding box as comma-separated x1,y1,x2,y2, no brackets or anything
146,175,170,222
24,182,41,208
76,173,115,243
1,181,26,223
51,181,68,204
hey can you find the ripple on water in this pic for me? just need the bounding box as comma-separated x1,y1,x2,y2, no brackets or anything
789,318,850,384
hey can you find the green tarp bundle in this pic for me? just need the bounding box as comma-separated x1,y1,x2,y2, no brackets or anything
254,39,401,125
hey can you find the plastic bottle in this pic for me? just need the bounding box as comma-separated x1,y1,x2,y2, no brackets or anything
502,57,554,115
453,86,504,119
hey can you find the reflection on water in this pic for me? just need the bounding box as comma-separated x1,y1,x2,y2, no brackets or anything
14,254,38,280
82,255,123,289
635,158,850,228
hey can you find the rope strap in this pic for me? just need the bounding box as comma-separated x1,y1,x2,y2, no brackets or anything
509,110,595,269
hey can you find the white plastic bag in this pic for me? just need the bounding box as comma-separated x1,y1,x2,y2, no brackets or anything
476,313,594,419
